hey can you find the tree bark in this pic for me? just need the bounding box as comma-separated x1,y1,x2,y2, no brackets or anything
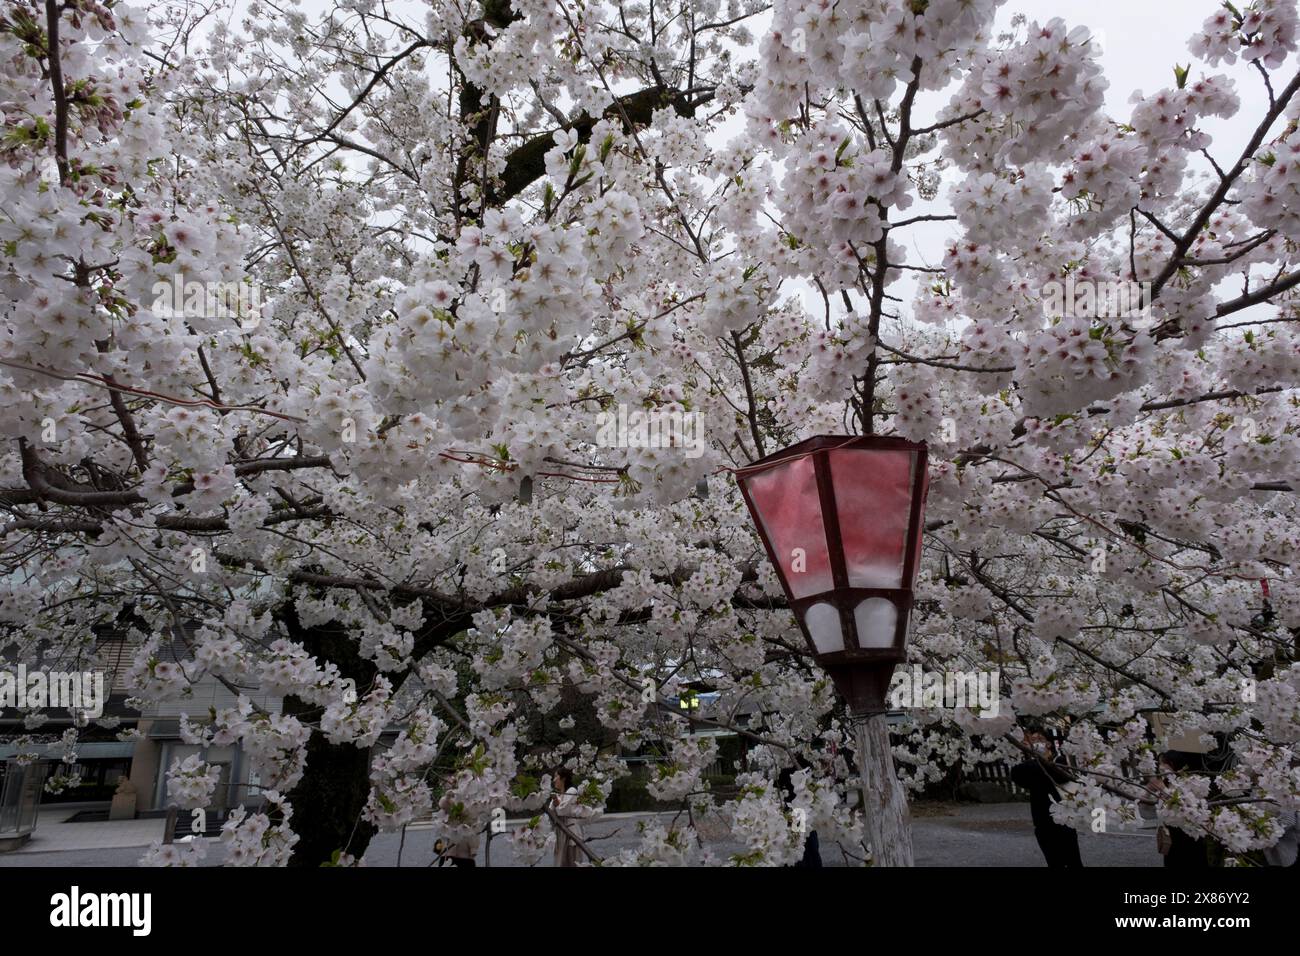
279,609,379,867
493,85,702,206
275,602,469,866
854,714,913,866
282,700,377,867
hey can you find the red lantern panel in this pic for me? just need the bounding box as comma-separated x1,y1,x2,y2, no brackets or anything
742,453,833,600
827,447,916,590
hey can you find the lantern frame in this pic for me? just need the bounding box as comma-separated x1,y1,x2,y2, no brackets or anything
735,434,930,714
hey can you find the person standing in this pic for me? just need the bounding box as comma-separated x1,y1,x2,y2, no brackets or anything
1263,810,1299,867
551,767,594,867
776,765,823,867
1010,731,1083,867
443,831,480,868
1153,752,1212,868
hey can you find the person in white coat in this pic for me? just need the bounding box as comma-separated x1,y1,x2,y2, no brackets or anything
551,767,595,866
1263,810,1299,867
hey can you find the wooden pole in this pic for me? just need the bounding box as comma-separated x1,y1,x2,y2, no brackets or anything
854,713,913,866
162,806,179,845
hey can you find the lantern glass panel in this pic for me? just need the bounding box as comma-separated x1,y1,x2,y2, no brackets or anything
854,597,898,649
828,448,915,589
803,602,844,654
909,467,930,583
744,455,833,599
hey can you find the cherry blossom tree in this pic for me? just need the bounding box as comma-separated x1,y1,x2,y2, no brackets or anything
2,0,1298,867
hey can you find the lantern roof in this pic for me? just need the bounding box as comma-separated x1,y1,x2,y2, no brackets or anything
736,433,924,474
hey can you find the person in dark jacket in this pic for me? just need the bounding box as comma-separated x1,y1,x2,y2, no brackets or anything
1010,731,1083,867
1155,751,1212,868
777,766,823,867
794,828,822,867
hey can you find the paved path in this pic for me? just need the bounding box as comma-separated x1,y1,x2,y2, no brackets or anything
4,806,166,855
910,802,1156,867
0,802,1160,867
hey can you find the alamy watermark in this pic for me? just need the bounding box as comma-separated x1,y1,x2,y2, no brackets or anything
595,404,705,459
50,886,151,936
152,273,264,330
888,666,1001,717
0,665,105,719
1041,278,1151,321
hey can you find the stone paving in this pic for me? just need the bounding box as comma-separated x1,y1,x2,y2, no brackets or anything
5,806,166,854
0,802,1161,867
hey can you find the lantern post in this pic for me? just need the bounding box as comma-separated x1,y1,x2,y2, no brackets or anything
735,435,929,866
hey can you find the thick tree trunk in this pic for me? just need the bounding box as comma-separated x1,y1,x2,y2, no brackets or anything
282,703,376,867
855,714,913,866
279,610,378,867
273,602,469,867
